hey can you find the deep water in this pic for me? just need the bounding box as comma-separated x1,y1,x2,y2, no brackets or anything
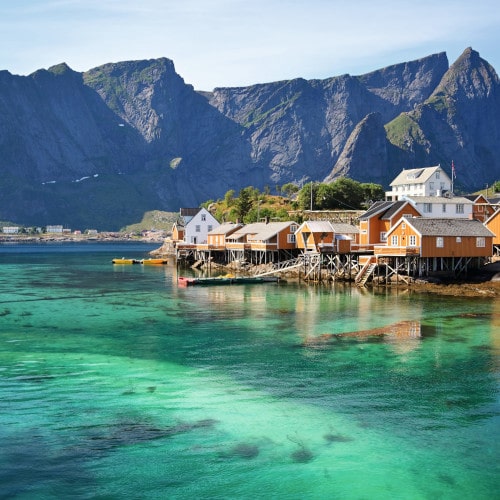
0,243,499,499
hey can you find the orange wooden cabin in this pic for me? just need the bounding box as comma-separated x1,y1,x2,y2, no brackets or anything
377,217,494,258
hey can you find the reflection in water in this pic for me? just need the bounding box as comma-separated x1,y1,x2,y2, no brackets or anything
0,245,498,499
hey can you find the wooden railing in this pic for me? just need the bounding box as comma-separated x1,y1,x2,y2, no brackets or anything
373,246,420,256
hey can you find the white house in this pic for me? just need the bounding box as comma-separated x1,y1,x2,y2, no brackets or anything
385,165,452,201
401,195,474,219
183,208,220,245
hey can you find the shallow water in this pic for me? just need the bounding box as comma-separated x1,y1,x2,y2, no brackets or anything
0,244,499,499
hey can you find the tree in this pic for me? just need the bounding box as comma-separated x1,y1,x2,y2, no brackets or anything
282,182,299,199
297,182,320,210
235,187,253,221
224,189,235,207
329,178,365,209
360,182,385,204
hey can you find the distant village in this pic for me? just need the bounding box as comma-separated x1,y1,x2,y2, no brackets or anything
154,166,500,284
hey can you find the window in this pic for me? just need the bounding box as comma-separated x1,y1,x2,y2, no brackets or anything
442,204,447,213
201,214,206,221
290,225,297,232
429,182,434,190
391,235,398,246
436,171,440,179
456,204,464,214
380,232,387,242
456,236,461,243
476,237,485,247
195,225,201,232
424,203,432,213
287,234,296,243
401,223,406,229
207,225,213,232
436,237,444,248
409,235,417,246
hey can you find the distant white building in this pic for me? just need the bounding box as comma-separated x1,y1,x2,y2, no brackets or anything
2,227,19,234
183,207,220,245
402,195,474,219
46,225,64,233
386,165,452,200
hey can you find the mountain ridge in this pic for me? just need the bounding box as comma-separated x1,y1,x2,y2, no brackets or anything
0,47,498,229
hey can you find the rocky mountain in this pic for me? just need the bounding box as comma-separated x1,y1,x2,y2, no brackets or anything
0,47,498,229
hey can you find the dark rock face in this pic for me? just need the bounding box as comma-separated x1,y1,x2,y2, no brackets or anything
0,48,498,229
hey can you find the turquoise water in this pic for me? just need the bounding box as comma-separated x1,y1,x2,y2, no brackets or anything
0,244,499,499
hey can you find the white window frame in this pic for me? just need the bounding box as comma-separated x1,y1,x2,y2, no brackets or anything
380,232,387,242
195,225,201,232
424,203,432,213
409,235,417,246
287,234,296,244
391,235,398,246
476,237,485,248
436,237,444,248
456,204,464,214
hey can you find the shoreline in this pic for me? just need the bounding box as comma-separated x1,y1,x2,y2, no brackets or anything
0,233,164,244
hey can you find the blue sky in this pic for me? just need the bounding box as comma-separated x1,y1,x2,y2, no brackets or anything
2,0,499,90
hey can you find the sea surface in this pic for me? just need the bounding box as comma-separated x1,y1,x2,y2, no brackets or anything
0,243,499,499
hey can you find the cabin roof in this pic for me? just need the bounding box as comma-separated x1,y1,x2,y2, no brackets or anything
329,222,359,234
359,200,413,220
248,221,296,241
403,195,473,205
390,165,443,186
359,201,394,220
402,217,494,237
208,222,242,235
180,207,200,217
299,221,334,233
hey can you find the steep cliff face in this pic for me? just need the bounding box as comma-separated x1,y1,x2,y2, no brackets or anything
385,48,500,188
209,52,448,185
0,48,498,229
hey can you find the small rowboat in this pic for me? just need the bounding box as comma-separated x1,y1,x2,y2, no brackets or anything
112,258,141,264
141,258,168,265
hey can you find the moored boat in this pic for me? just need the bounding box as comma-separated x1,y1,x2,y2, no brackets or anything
112,258,141,264
141,258,168,265
178,275,280,286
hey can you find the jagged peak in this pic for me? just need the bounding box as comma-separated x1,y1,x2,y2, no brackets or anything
430,47,499,100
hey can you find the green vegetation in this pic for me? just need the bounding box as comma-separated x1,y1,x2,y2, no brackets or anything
121,211,179,233
202,178,384,223
385,114,426,149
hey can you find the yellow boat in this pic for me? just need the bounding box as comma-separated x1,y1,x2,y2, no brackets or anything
141,258,168,265
112,258,140,264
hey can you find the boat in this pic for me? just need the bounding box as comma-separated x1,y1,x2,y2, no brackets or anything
112,258,141,264
178,275,280,286
141,258,168,265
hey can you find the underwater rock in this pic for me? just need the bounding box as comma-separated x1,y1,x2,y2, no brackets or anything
291,447,314,463
323,433,353,443
219,443,260,460
303,320,422,346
